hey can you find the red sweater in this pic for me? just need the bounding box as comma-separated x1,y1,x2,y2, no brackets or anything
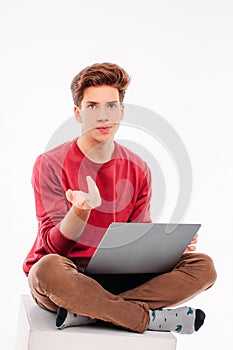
23,139,152,276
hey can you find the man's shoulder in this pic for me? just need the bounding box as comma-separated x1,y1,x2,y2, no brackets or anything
34,139,76,168
43,139,75,157
40,140,75,157
115,142,149,171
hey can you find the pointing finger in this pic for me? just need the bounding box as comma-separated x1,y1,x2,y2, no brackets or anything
86,176,98,194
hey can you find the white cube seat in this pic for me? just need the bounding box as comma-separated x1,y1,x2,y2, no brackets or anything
16,295,177,350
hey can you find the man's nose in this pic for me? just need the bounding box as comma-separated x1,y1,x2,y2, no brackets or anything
96,106,110,122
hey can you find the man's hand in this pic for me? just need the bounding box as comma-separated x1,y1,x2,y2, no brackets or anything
66,176,101,210
183,234,198,254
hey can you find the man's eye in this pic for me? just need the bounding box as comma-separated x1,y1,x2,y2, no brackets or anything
108,103,118,109
88,104,96,109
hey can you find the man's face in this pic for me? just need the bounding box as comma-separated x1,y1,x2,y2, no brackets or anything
74,85,124,145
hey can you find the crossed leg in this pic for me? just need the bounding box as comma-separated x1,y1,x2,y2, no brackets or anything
28,252,216,333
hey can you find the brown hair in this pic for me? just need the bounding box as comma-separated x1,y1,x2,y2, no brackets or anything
70,62,131,106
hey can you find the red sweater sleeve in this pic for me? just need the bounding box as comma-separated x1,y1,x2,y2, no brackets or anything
128,165,152,223
32,154,76,255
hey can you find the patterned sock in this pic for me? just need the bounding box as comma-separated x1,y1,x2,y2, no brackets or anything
56,307,96,330
147,306,205,334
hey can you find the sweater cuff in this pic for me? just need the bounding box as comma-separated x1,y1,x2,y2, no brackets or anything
48,225,76,255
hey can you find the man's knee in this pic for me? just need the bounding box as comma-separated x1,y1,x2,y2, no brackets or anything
194,252,217,288
28,254,75,283
30,254,59,274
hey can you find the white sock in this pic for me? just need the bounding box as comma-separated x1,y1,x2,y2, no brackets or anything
56,307,96,330
147,306,205,334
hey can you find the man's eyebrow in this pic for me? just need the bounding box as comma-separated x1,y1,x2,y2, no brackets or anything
84,101,98,104
84,100,119,105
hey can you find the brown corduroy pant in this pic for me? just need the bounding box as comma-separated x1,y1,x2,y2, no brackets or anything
28,252,217,333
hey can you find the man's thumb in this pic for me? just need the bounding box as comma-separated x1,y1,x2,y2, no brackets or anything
66,189,73,202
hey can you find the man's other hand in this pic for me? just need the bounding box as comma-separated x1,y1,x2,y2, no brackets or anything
183,234,198,254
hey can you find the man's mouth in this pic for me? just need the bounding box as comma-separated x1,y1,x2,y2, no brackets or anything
96,125,113,132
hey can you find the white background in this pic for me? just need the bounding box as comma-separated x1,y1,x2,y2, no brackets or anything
0,0,233,349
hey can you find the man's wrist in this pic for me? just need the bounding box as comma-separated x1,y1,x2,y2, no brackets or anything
60,205,91,241
71,205,91,220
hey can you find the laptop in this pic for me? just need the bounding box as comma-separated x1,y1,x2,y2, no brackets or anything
85,222,201,275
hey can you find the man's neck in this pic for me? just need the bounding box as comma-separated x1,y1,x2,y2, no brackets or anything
77,136,115,163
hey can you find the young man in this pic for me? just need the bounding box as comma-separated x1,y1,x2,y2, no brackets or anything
23,62,217,334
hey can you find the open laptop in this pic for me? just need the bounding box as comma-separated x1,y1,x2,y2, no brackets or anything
85,223,201,275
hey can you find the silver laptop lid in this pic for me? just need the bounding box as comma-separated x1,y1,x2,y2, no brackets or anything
85,223,201,274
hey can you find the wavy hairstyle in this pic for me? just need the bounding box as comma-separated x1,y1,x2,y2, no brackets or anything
70,62,131,106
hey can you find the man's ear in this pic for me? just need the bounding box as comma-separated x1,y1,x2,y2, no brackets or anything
74,105,82,123
120,103,124,121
